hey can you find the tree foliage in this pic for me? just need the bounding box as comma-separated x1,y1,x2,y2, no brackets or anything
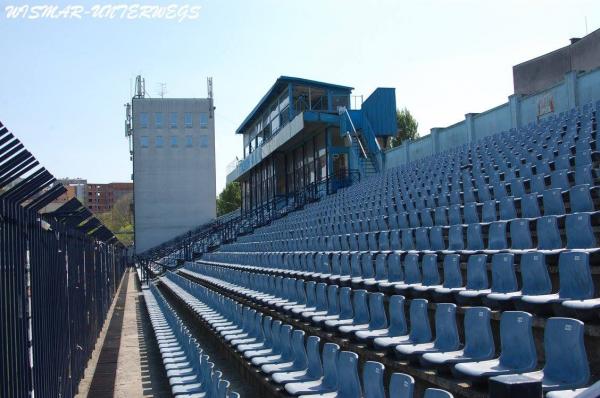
97,193,134,246
217,182,241,216
389,107,419,148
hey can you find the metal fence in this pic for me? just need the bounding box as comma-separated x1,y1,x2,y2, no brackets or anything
0,121,127,397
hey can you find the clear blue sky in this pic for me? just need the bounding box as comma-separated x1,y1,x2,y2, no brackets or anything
1,0,597,193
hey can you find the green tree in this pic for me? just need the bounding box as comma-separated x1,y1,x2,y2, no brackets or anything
97,193,134,246
216,182,241,216
389,107,419,148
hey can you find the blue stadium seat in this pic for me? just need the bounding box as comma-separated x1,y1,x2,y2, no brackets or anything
362,361,385,398
536,216,563,251
546,380,600,398
355,295,407,343
509,178,526,198
543,188,566,216
456,254,489,304
411,254,442,297
394,254,422,295
395,303,459,362
421,209,434,227
521,193,541,218
453,311,536,381
261,329,308,375
484,253,519,309
332,351,361,398
487,221,508,251
531,174,547,194
377,253,404,292
373,299,431,350
421,307,494,369
570,185,594,212
340,292,387,336
575,165,594,186
433,254,464,300
284,343,339,396
430,226,446,251
521,251,594,316
506,317,589,392
551,169,571,191
435,207,448,226
509,219,533,250
388,373,414,398
415,227,431,251
464,203,479,224
499,196,518,220
566,213,597,249
424,388,454,398
449,205,462,225
482,200,497,222
447,225,465,252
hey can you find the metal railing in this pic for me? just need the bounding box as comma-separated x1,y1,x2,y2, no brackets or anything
139,169,360,266
0,121,127,398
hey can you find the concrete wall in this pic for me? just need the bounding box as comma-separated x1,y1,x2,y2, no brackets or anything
513,28,600,95
385,67,600,170
132,98,216,253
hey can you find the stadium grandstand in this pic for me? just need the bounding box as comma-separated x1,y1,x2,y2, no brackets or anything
4,28,600,398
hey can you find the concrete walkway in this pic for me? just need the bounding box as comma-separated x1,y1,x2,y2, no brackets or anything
77,269,171,397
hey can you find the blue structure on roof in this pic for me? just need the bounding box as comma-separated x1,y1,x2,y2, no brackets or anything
226,75,397,215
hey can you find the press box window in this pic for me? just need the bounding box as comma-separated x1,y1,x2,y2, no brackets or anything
199,135,208,148
185,135,193,147
155,112,164,128
140,112,149,128
140,136,149,147
170,112,177,128
184,112,193,128
199,112,208,129
155,135,164,148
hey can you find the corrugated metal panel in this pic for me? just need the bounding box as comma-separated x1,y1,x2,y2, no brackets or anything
362,88,397,136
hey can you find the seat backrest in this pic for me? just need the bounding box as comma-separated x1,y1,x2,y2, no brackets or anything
390,230,401,250
464,203,479,224
305,281,317,307
421,254,441,286
290,329,308,369
543,317,589,388
465,254,488,290
350,253,362,278
430,226,445,251
442,254,462,288
421,209,434,227
491,253,518,293
278,325,294,361
558,251,594,300
521,193,541,218
388,295,408,335
448,225,465,250
488,221,508,250
482,200,497,223
339,287,354,319
321,343,340,389
352,290,370,324
498,311,537,371
424,388,454,398
389,373,415,398
449,205,462,225
415,227,431,251
520,252,552,295
408,299,432,343
575,165,593,185
362,361,386,398
570,184,594,212
361,253,375,279
466,223,484,250
434,207,448,226
463,307,495,359
566,212,597,249
433,303,460,351
315,283,328,311
341,253,352,276
368,293,388,329
509,178,525,198
508,219,532,249
531,173,547,194
403,254,421,284
387,253,404,282
402,229,415,251
543,188,566,216
536,216,562,250
379,231,390,251
336,351,362,398
499,196,517,220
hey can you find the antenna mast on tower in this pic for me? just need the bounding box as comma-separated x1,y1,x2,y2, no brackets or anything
207,77,214,118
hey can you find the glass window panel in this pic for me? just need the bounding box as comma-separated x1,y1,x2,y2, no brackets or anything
140,112,149,128
184,112,193,128
199,113,208,128
170,112,177,128
155,112,163,128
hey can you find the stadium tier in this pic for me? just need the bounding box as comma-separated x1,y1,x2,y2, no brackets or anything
144,101,600,397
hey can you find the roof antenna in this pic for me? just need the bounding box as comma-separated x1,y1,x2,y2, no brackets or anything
157,82,167,98
207,77,214,118
585,16,588,35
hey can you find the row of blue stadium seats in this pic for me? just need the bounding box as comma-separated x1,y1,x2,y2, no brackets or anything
224,210,600,255
143,283,239,397
175,265,593,395
196,250,600,320
160,272,454,398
